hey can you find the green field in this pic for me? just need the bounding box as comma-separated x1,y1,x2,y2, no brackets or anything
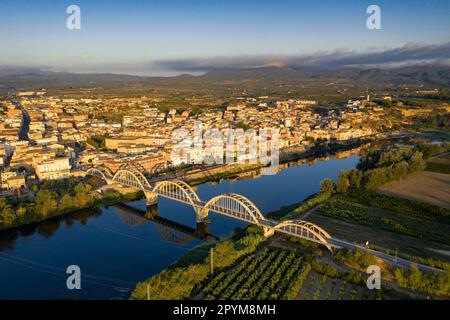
426,153,450,174
315,196,450,245
199,247,393,300
202,248,310,300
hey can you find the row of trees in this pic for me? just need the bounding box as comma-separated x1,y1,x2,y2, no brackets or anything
394,265,450,297
319,169,361,195
320,144,446,194
332,249,450,297
1,183,101,230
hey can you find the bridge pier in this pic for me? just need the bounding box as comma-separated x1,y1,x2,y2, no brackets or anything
264,228,274,238
195,208,209,223
195,222,211,240
144,191,158,206
145,204,159,219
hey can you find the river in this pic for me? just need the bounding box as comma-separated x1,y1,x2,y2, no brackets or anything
0,155,359,300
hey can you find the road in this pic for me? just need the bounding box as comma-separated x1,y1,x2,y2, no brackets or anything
13,100,30,141
329,238,443,273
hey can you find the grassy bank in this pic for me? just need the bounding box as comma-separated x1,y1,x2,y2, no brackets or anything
266,192,331,221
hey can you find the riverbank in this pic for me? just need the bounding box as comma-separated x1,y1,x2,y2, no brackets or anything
184,139,368,186
1,138,369,233
0,187,143,232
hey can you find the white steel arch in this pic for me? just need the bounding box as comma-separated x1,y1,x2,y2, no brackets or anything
112,169,153,191
152,179,201,207
86,166,113,181
272,220,332,250
204,193,265,224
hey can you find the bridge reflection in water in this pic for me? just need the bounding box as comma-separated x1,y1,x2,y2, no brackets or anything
113,203,215,246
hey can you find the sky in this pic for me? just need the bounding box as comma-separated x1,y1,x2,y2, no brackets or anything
0,0,449,75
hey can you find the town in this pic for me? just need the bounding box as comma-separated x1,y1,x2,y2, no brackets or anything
1,0,449,307
1,90,423,195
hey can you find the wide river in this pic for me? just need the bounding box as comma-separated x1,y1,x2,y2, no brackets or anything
0,155,359,300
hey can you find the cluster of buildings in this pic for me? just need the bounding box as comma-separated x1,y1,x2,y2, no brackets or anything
0,92,390,194
0,101,23,143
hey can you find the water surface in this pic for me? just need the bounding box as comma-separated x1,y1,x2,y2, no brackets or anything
0,156,359,299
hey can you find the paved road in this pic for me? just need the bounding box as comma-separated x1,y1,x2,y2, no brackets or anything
329,238,443,273
13,101,30,141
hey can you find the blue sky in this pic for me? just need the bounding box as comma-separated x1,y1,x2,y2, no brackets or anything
0,0,449,75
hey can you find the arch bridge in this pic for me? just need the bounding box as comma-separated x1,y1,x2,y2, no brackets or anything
85,166,333,251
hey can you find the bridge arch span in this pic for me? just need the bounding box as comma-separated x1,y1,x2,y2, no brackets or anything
204,193,265,224
112,169,153,191
152,179,201,207
272,220,332,251
86,166,113,181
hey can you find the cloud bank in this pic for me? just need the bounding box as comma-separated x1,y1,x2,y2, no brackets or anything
148,42,450,74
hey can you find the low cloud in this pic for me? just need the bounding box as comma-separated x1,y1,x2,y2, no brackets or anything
149,42,450,73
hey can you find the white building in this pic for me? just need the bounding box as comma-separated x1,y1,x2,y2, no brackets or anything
34,157,71,181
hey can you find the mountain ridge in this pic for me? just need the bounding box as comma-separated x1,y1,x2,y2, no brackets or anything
0,65,449,92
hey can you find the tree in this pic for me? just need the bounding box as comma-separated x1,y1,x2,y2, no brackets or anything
408,264,423,290
348,169,362,189
34,190,58,217
391,161,409,180
60,194,74,211
16,207,27,220
394,268,407,287
364,168,388,190
74,183,92,195
0,208,16,227
336,171,350,193
408,151,426,173
0,198,9,211
320,178,335,195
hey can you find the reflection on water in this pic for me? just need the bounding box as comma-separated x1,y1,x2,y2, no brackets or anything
0,155,359,300
0,208,103,253
115,203,216,245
